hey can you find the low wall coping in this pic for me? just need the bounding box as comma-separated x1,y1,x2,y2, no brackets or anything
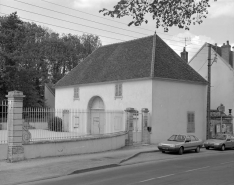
23,131,127,145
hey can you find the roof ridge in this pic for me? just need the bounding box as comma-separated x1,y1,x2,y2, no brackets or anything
150,32,156,77
99,35,154,49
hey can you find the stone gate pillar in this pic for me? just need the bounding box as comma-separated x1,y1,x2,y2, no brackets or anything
6,91,25,162
142,108,150,144
125,108,136,146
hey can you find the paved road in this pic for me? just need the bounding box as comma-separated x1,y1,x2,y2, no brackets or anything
21,149,234,185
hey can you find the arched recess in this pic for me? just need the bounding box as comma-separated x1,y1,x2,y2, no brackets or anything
87,96,105,134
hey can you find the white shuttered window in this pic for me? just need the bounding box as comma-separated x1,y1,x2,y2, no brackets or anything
115,84,122,97
74,87,79,99
187,112,195,133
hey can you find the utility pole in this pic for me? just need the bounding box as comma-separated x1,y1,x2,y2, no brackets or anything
207,43,212,139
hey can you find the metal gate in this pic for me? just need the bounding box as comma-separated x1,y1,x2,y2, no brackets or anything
133,111,143,143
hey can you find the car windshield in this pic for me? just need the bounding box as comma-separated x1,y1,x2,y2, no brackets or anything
215,134,226,140
168,135,185,142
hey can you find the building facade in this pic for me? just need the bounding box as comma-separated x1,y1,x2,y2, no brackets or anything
55,34,207,143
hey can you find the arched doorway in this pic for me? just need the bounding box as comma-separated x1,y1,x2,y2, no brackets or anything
88,96,105,134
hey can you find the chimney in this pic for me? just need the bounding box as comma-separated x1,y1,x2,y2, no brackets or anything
221,40,231,64
181,47,188,63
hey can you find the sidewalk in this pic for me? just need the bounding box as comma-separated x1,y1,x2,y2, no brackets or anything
0,144,158,185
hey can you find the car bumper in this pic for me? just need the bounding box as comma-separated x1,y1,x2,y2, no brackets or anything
204,144,222,149
158,146,180,152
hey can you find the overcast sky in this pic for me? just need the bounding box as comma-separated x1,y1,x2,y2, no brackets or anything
0,0,234,60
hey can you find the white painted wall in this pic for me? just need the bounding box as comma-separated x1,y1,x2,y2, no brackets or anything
55,79,152,112
151,79,207,143
190,45,234,114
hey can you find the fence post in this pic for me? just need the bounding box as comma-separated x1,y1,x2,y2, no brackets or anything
124,108,136,146
6,91,25,162
142,108,150,144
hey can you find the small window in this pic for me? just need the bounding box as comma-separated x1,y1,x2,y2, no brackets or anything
74,87,79,99
115,84,122,98
187,112,195,133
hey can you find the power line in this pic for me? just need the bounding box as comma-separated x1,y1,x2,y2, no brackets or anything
13,0,151,37
0,4,143,40
2,3,204,50
0,11,210,55
0,12,127,42
12,0,204,47
40,0,155,33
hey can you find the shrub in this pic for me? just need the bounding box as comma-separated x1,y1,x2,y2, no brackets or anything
48,117,63,132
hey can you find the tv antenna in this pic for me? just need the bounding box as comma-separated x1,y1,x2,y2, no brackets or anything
184,37,191,49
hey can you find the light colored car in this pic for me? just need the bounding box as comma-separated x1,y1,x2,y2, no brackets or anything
158,134,203,155
204,134,234,151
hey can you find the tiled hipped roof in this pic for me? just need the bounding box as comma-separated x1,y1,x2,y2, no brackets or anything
55,34,207,87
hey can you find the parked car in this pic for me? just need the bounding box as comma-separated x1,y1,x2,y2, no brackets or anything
158,134,203,155
204,134,234,151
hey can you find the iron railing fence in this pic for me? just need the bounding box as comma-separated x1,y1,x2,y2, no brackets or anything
0,100,8,144
22,108,126,142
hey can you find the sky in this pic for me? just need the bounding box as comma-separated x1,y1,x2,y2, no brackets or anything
0,0,234,60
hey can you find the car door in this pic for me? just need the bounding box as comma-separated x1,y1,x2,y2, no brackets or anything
225,135,232,148
184,136,193,151
231,136,234,148
190,135,200,149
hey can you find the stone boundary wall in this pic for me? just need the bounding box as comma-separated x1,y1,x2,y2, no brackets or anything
23,131,127,159
0,144,7,160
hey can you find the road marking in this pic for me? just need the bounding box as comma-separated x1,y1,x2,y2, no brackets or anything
140,178,155,183
220,161,234,165
185,166,210,172
157,174,175,178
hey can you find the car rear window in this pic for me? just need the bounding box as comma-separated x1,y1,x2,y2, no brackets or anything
190,135,198,141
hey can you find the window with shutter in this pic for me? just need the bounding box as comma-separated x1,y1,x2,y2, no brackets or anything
115,84,122,98
187,112,195,133
74,87,79,99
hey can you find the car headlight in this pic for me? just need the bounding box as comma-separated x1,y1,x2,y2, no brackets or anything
214,143,221,146
158,143,162,146
168,144,176,148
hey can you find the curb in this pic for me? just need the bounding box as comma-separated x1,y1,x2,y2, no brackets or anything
119,149,159,164
5,148,159,185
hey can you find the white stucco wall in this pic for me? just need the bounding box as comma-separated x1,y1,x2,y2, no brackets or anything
55,79,152,112
151,79,207,143
190,45,234,114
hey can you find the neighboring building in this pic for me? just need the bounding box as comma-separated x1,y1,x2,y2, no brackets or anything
189,41,234,116
44,83,55,108
55,33,207,143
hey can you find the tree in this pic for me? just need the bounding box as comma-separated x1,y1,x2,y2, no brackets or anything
0,12,102,106
100,0,215,32
0,13,46,106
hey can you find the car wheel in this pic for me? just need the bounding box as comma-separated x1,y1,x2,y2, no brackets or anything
178,147,184,155
221,145,225,151
162,151,165,153
195,146,200,153
205,147,210,150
